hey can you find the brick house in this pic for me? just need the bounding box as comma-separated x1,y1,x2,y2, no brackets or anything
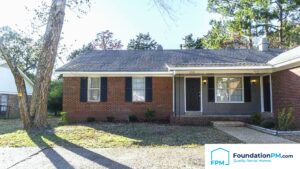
56,39,300,128
0,60,33,118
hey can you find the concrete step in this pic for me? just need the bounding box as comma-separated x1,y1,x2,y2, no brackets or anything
211,121,245,127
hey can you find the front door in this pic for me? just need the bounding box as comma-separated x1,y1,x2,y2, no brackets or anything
186,78,201,111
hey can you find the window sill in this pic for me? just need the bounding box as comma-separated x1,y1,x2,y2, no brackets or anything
214,101,245,104
87,100,100,103
131,101,147,104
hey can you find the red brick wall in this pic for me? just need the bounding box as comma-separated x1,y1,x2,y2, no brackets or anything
272,67,300,129
63,77,173,122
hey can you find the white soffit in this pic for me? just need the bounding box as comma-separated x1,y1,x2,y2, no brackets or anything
268,46,300,66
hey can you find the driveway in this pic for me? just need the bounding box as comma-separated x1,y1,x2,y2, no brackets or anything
0,147,204,169
216,126,296,143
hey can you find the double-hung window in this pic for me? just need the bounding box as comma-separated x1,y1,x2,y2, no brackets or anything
132,77,145,102
215,77,243,103
88,77,100,101
0,95,8,112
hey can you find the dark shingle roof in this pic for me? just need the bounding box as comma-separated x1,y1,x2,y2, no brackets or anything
56,49,284,72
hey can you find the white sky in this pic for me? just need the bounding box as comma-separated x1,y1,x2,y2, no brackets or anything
0,0,219,68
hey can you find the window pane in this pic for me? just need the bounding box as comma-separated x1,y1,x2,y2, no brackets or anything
89,89,100,101
0,95,8,111
0,95,8,105
132,78,145,102
90,78,100,88
132,90,145,102
132,77,145,90
216,77,243,102
216,89,229,102
229,77,242,89
230,89,243,101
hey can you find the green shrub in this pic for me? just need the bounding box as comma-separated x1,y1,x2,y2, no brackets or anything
60,112,68,124
251,112,262,125
145,108,156,122
277,107,294,131
48,80,63,116
129,115,138,122
107,116,115,122
87,117,96,123
260,119,275,129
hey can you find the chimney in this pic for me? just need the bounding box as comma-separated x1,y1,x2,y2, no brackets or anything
157,44,163,50
258,36,269,51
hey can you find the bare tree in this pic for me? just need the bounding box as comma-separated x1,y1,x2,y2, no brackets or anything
93,30,123,50
1,0,184,129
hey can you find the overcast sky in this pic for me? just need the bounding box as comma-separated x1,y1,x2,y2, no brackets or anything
0,0,219,66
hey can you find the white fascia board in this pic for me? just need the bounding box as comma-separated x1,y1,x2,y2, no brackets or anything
167,65,273,70
167,65,274,74
18,68,34,87
173,69,273,74
272,57,300,68
0,91,33,95
59,71,174,77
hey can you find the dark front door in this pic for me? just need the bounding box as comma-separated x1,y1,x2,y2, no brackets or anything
186,78,201,111
263,75,271,112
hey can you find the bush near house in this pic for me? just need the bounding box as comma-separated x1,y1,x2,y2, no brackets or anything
60,112,68,124
260,118,275,129
277,107,294,131
145,108,155,122
251,112,262,125
87,117,96,123
129,115,138,122
106,116,115,122
48,80,63,116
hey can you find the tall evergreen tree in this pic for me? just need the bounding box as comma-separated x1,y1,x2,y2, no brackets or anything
127,33,158,50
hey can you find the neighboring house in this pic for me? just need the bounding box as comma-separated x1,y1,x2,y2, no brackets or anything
0,60,33,118
56,38,300,128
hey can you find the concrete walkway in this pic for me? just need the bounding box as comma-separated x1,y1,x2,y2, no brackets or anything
216,126,296,143
0,147,204,169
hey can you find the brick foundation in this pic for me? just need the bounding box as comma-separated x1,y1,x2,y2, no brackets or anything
63,77,173,122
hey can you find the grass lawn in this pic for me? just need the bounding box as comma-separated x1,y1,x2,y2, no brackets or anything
0,118,241,148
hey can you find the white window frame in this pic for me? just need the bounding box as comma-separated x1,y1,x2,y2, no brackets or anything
87,77,101,102
215,76,244,103
132,77,146,102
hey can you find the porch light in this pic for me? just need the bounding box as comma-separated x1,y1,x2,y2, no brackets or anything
203,79,207,85
251,79,257,85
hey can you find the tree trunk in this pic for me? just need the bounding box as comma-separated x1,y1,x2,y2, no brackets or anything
14,73,32,129
0,51,32,129
248,23,253,49
278,3,283,47
265,18,269,37
30,0,67,128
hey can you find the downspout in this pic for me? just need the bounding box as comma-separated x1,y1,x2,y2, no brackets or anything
172,70,176,117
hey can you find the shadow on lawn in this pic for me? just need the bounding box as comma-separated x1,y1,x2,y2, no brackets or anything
27,129,131,169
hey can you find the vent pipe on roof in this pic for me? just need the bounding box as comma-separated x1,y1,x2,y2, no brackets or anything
258,36,269,51
157,45,163,50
